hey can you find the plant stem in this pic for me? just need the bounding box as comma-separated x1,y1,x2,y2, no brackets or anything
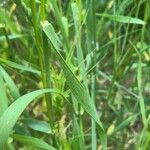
30,0,54,139
50,0,70,53
91,0,97,148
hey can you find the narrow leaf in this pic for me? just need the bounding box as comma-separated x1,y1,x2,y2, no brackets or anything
0,58,40,74
97,13,145,25
42,21,102,128
72,115,85,150
23,118,51,134
0,89,60,148
0,34,26,42
0,66,20,99
42,21,107,149
0,73,8,116
12,134,56,150
110,114,138,136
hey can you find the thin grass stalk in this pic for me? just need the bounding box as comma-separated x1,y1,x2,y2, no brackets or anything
85,0,97,148
30,0,45,84
138,0,148,126
107,1,118,106
40,0,54,127
129,41,146,125
72,2,85,149
40,0,58,146
40,0,45,22
42,33,53,125
131,0,143,34
30,0,54,138
113,1,118,67
96,7,108,40
50,0,70,53
90,0,97,149
2,27,13,58
140,1,148,45
72,2,86,77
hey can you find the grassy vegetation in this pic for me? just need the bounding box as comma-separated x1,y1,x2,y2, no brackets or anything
0,0,150,149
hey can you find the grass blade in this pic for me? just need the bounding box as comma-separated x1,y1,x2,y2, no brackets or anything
0,89,61,148
71,2,86,77
50,0,70,52
72,115,85,150
0,34,26,42
12,134,56,150
129,41,146,125
42,21,107,149
109,114,138,136
42,21,102,127
0,58,40,74
97,13,145,25
0,66,20,99
23,118,51,134
0,73,8,116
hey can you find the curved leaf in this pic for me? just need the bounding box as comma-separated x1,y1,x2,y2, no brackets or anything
97,13,145,25
0,89,60,148
12,134,56,150
42,21,107,149
23,118,51,134
0,73,8,116
0,66,20,99
0,58,40,74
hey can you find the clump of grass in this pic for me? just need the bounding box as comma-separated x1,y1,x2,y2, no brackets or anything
0,0,150,149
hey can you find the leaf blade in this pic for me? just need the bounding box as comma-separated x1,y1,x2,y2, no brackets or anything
0,66,20,99
23,118,51,134
12,134,56,150
97,13,145,25
42,21,107,149
0,89,60,148
0,73,8,116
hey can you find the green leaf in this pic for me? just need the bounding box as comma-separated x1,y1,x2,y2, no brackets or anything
50,0,69,52
0,89,60,148
110,114,138,136
62,16,69,38
11,134,56,150
129,41,146,125
0,58,40,74
0,8,18,32
0,34,26,42
72,115,85,150
42,21,102,127
0,73,8,116
97,13,145,25
0,66,20,100
42,21,107,150
23,118,51,134
116,0,134,15
71,3,86,78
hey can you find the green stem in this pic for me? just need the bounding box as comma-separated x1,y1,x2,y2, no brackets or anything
91,0,97,149
30,0,44,80
40,0,45,21
40,1,58,146
42,32,54,126
30,0,54,137
50,0,70,53
2,27,13,59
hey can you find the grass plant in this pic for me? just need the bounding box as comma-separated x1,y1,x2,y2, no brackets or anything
0,0,150,149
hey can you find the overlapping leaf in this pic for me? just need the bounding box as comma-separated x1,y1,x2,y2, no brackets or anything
0,89,60,148
42,21,107,149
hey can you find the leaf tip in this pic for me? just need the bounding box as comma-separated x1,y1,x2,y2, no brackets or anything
40,20,49,28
